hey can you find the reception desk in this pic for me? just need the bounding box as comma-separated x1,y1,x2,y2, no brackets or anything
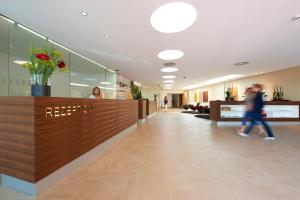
146,100,157,117
210,100,300,126
0,97,138,195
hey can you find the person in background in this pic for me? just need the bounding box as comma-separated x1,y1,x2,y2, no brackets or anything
163,96,168,112
239,83,275,140
238,87,265,134
89,86,101,99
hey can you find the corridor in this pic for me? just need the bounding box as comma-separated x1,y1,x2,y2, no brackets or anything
1,110,300,200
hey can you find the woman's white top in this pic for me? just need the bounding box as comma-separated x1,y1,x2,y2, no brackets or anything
89,95,96,99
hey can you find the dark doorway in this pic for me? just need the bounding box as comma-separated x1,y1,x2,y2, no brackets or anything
172,94,183,108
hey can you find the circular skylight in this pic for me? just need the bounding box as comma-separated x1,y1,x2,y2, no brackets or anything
160,67,178,73
158,50,184,60
162,75,176,79
163,80,175,83
150,2,197,33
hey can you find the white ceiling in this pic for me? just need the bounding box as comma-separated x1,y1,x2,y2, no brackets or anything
1,0,300,90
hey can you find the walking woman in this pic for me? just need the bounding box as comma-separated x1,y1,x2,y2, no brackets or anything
163,96,168,112
239,84,275,140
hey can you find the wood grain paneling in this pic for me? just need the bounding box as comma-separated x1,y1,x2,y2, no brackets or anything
0,97,138,183
0,97,35,182
138,100,147,119
147,100,157,116
210,100,300,122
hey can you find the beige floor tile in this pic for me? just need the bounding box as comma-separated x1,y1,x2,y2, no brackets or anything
1,110,300,200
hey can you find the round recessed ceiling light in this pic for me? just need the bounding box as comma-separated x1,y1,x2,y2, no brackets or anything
160,67,178,73
150,2,197,33
158,50,184,60
163,80,174,83
105,35,110,39
162,75,176,79
81,11,88,16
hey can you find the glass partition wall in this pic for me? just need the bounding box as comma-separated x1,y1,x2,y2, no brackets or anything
0,15,116,99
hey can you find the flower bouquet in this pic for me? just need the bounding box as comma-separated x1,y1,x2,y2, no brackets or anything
22,46,67,96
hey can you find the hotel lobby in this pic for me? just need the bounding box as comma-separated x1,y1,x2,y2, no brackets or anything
1,1,300,200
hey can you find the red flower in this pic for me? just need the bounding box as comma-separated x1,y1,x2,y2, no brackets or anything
35,53,50,61
57,61,65,68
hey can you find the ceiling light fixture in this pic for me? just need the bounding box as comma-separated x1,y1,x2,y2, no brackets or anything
14,60,29,65
1,15,14,23
150,2,197,33
162,75,176,79
202,74,244,85
18,24,46,40
105,35,110,39
163,80,174,83
183,74,244,90
160,67,178,73
100,82,111,85
48,39,116,73
234,61,250,66
70,83,89,87
81,11,88,16
158,50,184,60
98,86,116,91
85,78,98,81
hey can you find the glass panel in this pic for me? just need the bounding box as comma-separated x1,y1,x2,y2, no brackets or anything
48,42,70,97
8,23,46,96
70,53,106,98
103,70,117,99
0,16,9,96
0,15,118,99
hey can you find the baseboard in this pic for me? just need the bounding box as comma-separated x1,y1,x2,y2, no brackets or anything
146,112,156,119
0,123,137,196
211,121,300,127
138,119,146,123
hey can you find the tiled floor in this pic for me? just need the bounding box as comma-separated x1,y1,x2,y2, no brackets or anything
1,109,300,200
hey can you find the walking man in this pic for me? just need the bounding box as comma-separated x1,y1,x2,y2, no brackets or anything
239,83,275,140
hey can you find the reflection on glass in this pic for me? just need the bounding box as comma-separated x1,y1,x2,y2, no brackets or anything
0,15,117,98
8,21,45,96
70,53,106,98
0,17,9,96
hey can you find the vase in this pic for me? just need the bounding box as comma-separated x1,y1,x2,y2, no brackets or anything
31,74,51,97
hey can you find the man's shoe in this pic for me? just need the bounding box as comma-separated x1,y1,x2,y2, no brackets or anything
264,137,275,140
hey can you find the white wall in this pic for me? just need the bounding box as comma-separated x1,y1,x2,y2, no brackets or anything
161,90,183,108
184,66,300,105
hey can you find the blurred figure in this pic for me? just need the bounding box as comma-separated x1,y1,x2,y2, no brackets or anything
239,84,275,140
238,87,265,134
163,96,168,112
89,86,101,99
